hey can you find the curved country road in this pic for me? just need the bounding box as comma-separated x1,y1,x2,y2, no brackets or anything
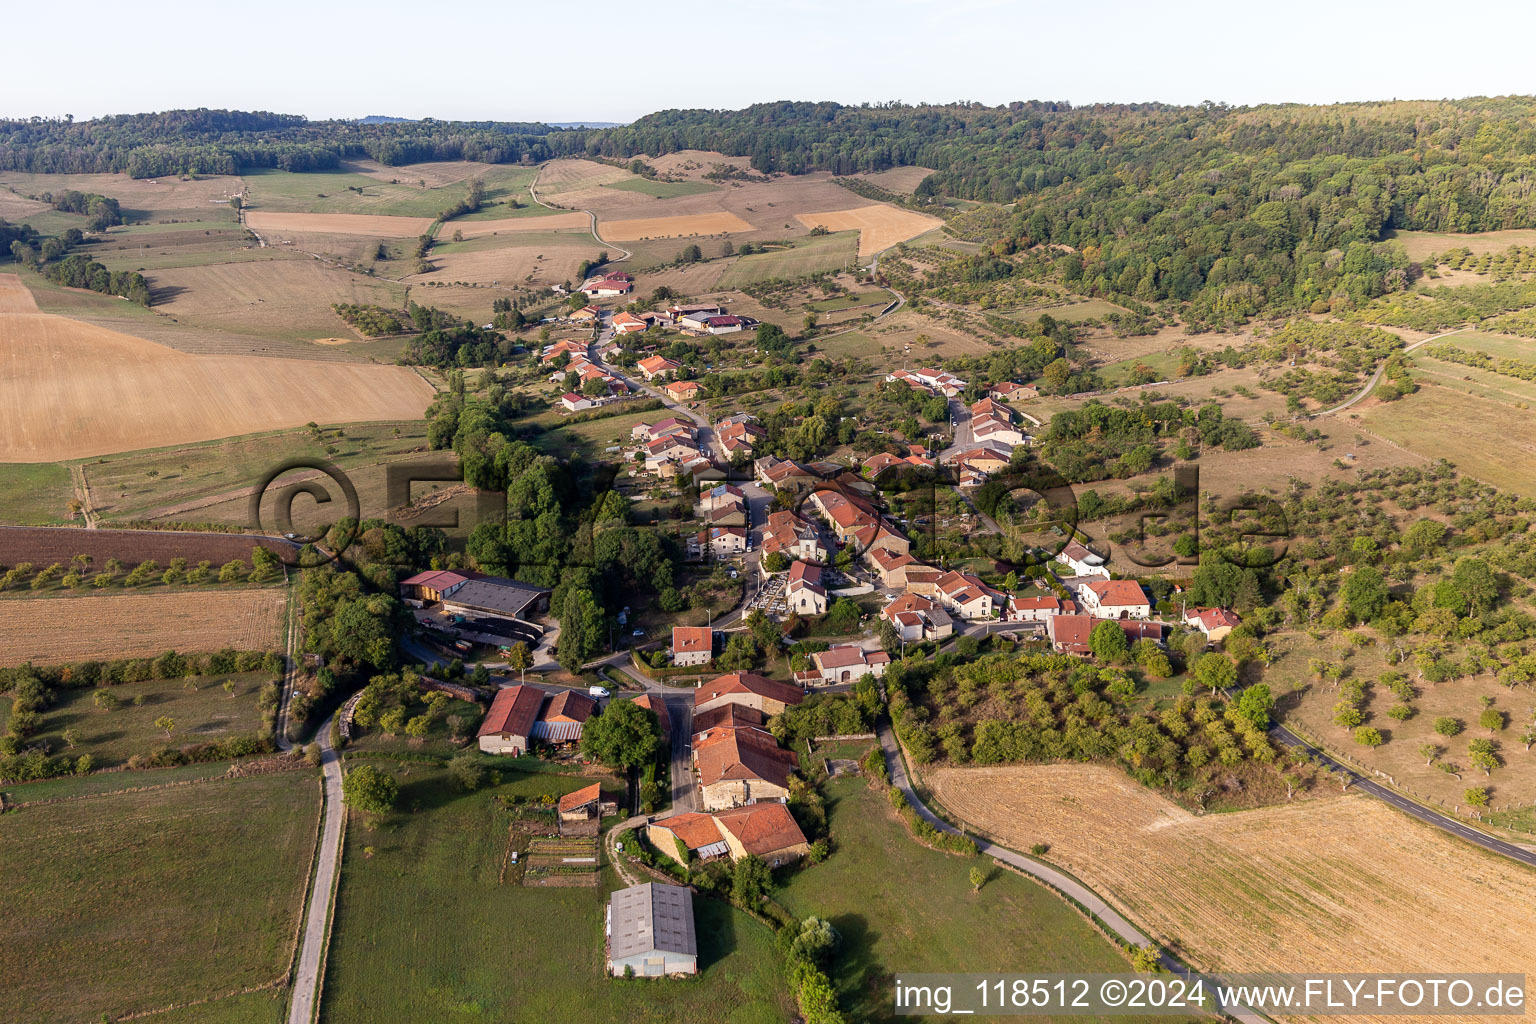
1317,329,1458,416
528,171,632,265
877,720,1270,1024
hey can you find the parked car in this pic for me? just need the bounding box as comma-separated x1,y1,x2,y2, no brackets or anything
589,685,611,698
632,628,645,637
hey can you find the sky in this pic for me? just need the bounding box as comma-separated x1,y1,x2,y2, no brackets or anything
8,0,1536,123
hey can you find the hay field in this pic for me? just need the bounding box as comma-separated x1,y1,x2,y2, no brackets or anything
245,211,434,237
146,259,405,341
929,764,1536,1022
647,150,759,180
0,293,434,461
0,171,240,218
0,188,52,220
793,205,944,259
445,212,590,238
0,590,285,664
853,165,936,193
1359,382,1536,497
534,158,631,196
716,232,860,288
599,211,755,240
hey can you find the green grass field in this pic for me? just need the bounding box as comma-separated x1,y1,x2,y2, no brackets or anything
778,777,1160,1024
1097,350,1182,386
601,178,718,199
242,167,484,219
0,769,319,1024
0,462,75,525
4,670,272,768
431,228,597,255
319,765,793,1024
527,406,663,458
717,232,860,288
808,290,891,312
0,758,239,805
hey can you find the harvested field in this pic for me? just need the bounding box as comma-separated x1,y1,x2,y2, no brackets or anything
715,232,859,288
407,244,594,288
0,526,296,568
0,589,285,664
444,212,590,238
928,763,1536,1023
0,272,40,313
793,205,944,260
0,302,434,461
598,211,755,240
244,211,435,237
146,259,405,341
0,189,51,220
533,158,631,195
852,165,936,193
646,150,759,180
0,171,241,217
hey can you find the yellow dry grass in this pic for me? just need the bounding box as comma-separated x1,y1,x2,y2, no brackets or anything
599,211,755,241
340,158,492,187
445,213,591,238
0,293,434,462
245,211,435,237
854,166,937,193
535,158,631,194
0,590,286,664
928,764,1536,1023
0,273,41,313
794,205,944,260
646,150,758,180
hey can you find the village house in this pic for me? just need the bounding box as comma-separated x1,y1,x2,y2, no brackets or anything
904,566,943,598
947,446,1012,475
881,592,954,641
583,272,634,297
1059,539,1110,578
691,702,766,738
540,338,588,364
716,416,766,457
560,392,595,413
662,380,703,402
753,456,819,491
785,560,829,616
862,452,904,478
1047,614,1164,655
712,802,810,867
475,684,545,755
637,355,680,381
852,520,910,559
988,381,1038,402
668,302,725,319
697,483,745,515
611,311,648,334
568,305,600,324
1076,579,1151,620
606,883,697,977
1007,594,1077,622
646,812,731,864
808,489,880,544
695,726,798,810
695,525,749,559
867,547,920,588
804,645,890,685
671,626,714,667
760,509,828,563
638,310,674,328
694,672,805,716
1184,606,1240,642
934,570,1003,620
633,417,694,442
909,367,967,396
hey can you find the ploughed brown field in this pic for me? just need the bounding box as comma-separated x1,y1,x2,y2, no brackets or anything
928,763,1536,1024
0,275,434,461
0,526,295,568
244,211,435,237
446,212,590,238
0,589,286,664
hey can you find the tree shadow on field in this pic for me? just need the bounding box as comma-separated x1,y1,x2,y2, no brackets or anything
149,283,190,305
825,912,887,1020
692,895,738,972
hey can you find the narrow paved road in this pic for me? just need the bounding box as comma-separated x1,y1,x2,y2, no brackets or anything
287,713,341,1024
528,171,631,264
876,721,1269,1024
1266,718,1536,866
1317,329,1458,416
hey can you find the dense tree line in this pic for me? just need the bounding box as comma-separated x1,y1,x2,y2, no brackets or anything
37,253,151,305
49,190,122,230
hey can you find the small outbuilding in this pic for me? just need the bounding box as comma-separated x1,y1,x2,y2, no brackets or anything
606,883,698,977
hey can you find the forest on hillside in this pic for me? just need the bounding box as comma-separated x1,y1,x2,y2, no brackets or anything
11,100,1536,321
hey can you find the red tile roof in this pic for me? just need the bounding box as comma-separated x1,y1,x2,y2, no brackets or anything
691,703,765,735
477,685,545,740
1082,579,1149,607
543,689,597,723
672,626,713,655
695,727,797,788
630,693,670,735
558,782,602,813
651,811,725,851
694,672,805,709
712,802,808,856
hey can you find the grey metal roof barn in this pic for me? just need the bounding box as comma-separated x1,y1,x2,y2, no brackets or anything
606,883,698,977
438,579,549,620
